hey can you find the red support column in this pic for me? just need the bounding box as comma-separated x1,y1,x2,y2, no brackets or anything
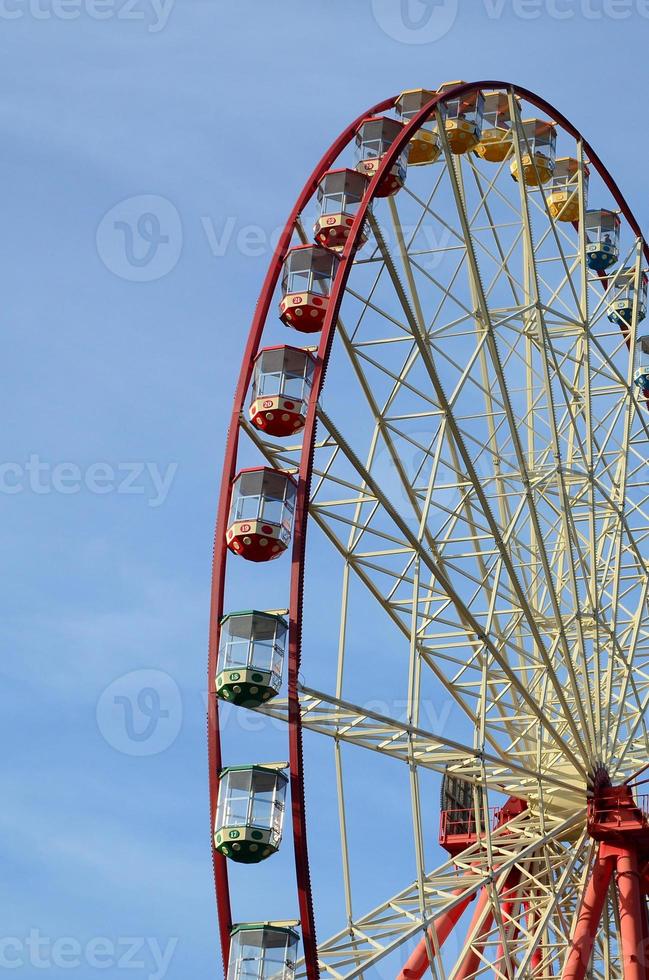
562,846,614,980
494,870,522,970
456,888,494,980
638,892,649,980
617,846,645,980
639,860,649,896
397,890,473,980
523,900,544,972
454,873,523,980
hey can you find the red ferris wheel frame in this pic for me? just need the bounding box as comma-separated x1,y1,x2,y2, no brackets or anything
208,80,649,980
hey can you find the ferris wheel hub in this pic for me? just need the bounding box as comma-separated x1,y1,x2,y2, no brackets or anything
524,757,587,832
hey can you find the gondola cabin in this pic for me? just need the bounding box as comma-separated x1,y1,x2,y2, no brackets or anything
215,764,288,863
436,81,484,155
438,769,484,857
607,267,648,330
585,209,620,272
547,158,588,223
510,118,556,186
354,116,406,198
216,610,288,707
396,88,441,166
314,168,369,252
249,346,315,437
474,91,513,163
634,336,649,392
227,924,299,980
279,245,338,333
227,468,296,562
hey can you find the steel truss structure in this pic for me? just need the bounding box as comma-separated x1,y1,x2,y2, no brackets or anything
209,82,649,978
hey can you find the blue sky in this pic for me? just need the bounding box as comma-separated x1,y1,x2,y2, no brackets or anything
2,0,649,977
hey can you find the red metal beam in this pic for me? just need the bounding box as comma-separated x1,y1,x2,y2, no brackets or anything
453,885,494,980
562,847,615,980
396,889,473,980
495,870,523,971
639,890,649,979
617,847,645,980
522,901,544,973
207,94,394,975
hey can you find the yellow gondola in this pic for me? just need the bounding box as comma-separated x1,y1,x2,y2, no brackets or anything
396,88,441,166
547,157,589,222
474,92,514,163
510,118,556,186
436,81,484,156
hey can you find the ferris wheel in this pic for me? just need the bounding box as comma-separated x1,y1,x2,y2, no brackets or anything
208,80,649,980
